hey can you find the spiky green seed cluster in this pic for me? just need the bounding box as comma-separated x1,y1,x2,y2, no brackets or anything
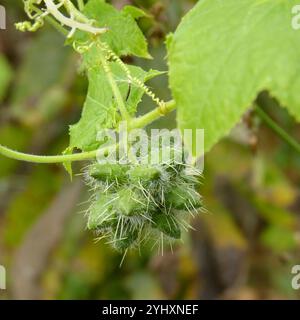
84,157,202,252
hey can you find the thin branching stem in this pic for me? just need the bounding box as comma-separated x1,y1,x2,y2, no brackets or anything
255,105,300,154
44,0,108,36
0,100,176,164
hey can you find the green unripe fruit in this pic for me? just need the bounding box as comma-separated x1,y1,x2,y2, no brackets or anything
152,212,181,239
89,163,129,183
86,152,202,251
114,187,148,216
113,226,139,251
87,195,116,230
165,185,202,211
128,165,161,183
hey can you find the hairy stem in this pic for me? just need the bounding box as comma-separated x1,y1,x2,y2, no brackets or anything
44,0,108,35
32,5,69,36
255,106,300,154
129,100,176,129
0,100,177,164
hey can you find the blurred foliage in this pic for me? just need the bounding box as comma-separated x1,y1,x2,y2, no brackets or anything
0,54,12,101
0,0,300,300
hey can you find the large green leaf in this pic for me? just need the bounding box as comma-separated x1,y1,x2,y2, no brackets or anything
168,0,300,155
77,0,150,58
69,62,162,151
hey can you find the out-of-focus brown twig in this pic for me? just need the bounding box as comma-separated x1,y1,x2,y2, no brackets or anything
10,180,83,300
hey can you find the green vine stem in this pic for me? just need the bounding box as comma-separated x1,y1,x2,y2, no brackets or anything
1,101,298,163
129,100,176,129
43,0,108,36
0,146,99,164
255,105,300,154
0,100,176,164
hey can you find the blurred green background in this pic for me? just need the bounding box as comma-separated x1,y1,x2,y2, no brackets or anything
0,0,300,300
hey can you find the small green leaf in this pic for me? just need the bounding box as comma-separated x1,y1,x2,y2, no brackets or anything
69,63,118,152
168,0,300,155
69,62,162,151
78,0,150,58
